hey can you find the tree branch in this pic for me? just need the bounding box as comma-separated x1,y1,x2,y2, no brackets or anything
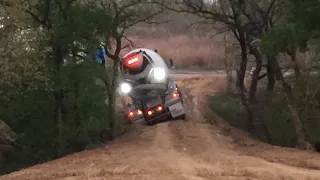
123,36,134,48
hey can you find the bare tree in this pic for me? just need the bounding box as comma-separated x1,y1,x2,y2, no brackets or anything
156,0,312,149
154,0,282,132
223,31,234,92
98,0,164,139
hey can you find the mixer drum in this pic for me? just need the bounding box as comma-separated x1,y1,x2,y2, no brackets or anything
121,52,149,75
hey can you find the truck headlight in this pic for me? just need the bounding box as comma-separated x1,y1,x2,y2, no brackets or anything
153,68,166,81
120,82,132,94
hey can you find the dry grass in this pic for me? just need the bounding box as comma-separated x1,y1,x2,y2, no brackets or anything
121,35,225,70
111,13,228,70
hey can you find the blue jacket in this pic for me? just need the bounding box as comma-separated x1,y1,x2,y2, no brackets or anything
93,47,107,64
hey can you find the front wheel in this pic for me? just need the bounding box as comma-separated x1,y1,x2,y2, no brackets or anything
179,114,186,120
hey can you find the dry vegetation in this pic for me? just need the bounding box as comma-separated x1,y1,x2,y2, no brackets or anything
126,35,224,69
121,11,226,69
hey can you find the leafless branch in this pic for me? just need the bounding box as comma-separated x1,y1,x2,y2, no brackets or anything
210,28,229,39
24,0,52,29
123,36,134,48
187,18,217,29
121,44,130,49
154,0,236,28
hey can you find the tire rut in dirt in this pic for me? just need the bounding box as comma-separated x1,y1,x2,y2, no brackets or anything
167,85,221,157
169,77,320,180
151,122,210,176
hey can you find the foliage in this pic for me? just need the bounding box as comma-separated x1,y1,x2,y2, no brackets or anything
261,0,320,56
261,23,309,56
0,59,110,172
257,93,297,147
208,93,247,130
60,61,109,154
294,75,320,145
209,92,297,147
259,0,320,148
0,0,117,174
2,0,320,175
1,0,164,173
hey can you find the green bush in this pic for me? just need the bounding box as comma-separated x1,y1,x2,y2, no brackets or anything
257,93,297,147
0,61,112,174
60,61,109,154
209,92,297,147
295,75,320,145
0,88,56,173
208,93,247,130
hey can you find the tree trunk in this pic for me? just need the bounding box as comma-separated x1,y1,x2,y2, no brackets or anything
103,34,122,140
236,86,254,132
266,56,275,91
241,43,262,133
54,84,64,157
224,32,233,92
287,48,301,78
107,56,120,140
107,89,116,140
248,45,262,103
53,45,65,157
101,72,114,141
235,29,248,93
232,28,255,131
271,57,309,149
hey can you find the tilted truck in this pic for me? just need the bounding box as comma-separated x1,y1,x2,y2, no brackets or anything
117,48,186,125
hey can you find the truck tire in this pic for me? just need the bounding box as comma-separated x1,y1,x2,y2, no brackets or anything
146,120,154,126
180,114,186,120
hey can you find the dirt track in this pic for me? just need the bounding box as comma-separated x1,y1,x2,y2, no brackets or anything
1,74,320,180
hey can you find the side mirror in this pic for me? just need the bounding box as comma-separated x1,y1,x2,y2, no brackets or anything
168,58,174,69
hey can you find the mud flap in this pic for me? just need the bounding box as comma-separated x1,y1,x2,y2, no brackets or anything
168,101,185,118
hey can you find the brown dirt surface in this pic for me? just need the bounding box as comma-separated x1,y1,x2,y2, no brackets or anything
1,74,320,180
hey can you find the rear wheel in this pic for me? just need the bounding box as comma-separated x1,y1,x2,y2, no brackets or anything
146,120,154,126
180,114,186,120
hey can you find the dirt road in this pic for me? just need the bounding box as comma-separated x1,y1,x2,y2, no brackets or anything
1,74,320,180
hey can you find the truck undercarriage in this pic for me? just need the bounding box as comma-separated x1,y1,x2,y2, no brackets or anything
125,84,186,125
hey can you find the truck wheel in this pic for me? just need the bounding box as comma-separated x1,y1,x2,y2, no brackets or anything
144,114,154,126
146,120,154,126
180,114,186,120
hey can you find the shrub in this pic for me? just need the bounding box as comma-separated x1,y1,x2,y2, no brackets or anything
256,93,297,147
0,61,112,174
208,93,247,130
209,92,297,147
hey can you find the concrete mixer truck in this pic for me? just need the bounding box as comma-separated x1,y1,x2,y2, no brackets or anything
117,48,186,125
